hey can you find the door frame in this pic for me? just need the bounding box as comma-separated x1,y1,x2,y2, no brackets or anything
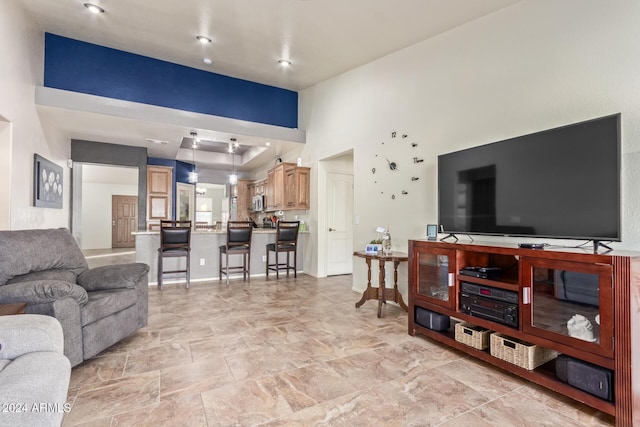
325,172,354,276
317,149,354,278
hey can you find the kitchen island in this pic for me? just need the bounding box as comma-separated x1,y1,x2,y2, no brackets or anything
135,228,308,285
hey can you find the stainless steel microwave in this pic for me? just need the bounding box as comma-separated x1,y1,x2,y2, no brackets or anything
252,195,264,212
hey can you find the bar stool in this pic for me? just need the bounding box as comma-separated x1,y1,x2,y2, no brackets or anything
266,221,300,279
219,221,253,284
157,220,192,290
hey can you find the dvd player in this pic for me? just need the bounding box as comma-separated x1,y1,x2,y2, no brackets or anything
459,266,502,280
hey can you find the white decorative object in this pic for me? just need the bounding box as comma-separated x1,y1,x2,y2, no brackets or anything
382,229,392,254
567,314,597,342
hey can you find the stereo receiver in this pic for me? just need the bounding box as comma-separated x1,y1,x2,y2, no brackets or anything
460,282,518,328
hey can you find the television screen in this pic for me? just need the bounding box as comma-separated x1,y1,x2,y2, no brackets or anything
438,114,621,241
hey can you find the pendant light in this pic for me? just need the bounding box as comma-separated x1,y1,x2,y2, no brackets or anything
188,131,198,183
229,137,238,185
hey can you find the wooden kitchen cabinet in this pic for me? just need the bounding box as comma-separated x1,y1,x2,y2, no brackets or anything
266,167,282,210
254,179,266,196
235,179,252,221
284,164,310,209
146,165,173,230
265,163,309,211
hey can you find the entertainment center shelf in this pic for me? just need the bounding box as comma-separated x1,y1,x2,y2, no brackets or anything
408,239,640,426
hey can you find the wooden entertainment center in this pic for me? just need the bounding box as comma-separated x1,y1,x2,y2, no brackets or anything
408,239,640,426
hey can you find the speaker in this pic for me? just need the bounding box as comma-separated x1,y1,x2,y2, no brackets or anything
555,355,613,401
415,307,450,331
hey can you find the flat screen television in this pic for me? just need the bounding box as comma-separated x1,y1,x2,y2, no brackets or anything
438,114,621,242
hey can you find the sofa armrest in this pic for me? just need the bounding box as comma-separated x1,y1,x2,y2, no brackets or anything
77,263,150,292
0,280,88,306
0,314,64,359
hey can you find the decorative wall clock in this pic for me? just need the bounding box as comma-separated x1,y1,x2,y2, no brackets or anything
372,131,424,200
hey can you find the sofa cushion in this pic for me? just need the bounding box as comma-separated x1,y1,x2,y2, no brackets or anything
77,263,150,292
0,314,65,359
80,289,137,327
7,269,77,285
0,351,70,427
0,228,88,285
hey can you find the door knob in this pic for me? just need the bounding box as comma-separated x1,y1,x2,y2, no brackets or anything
112,221,116,226
329,228,335,231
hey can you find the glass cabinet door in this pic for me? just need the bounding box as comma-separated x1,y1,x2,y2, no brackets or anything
415,249,456,309
521,258,613,358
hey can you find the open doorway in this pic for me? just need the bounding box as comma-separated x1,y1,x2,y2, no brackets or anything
195,183,227,229
78,164,138,266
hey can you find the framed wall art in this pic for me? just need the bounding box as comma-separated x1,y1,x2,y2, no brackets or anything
33,154,63,209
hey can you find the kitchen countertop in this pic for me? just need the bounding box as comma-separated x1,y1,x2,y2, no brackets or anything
134,228,308,283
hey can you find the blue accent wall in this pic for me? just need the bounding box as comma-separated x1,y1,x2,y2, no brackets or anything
44,33,298,128
175,160,194,184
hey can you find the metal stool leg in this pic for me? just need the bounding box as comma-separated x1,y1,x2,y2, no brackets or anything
158,252,163,290
293,247,297,278
266,246,270,277
186,251,190,289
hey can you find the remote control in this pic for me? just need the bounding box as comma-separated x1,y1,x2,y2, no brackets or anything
518,243,546,249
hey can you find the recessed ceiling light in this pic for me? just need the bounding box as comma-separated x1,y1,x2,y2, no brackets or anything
266,142,271,146
84,3,104,14
278,59,292,67
196,35,212,44
145,138,168,145
203,58,212,65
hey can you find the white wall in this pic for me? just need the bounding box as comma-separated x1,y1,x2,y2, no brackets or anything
0,119,11,229
299,0,640,299
0,2,70,230
81,183,138,249
196,186,226,222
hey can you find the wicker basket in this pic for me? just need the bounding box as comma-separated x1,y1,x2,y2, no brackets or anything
490,333,558,370
455,322,491,350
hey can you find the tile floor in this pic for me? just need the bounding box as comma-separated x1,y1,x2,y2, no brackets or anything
63,274,615,426
83,248,136,269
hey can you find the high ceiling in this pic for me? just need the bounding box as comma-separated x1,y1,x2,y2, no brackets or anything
20,0,520,172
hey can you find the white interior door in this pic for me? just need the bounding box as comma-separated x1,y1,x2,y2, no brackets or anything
326,172,353,275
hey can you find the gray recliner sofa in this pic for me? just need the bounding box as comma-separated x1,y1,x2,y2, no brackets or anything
0,228,149,367
0,314,71,427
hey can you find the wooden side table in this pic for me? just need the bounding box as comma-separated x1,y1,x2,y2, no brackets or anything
354,251,408,318
0,303,27,316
